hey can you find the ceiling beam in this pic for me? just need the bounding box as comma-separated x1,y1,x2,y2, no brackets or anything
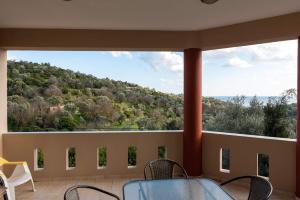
1,12,300,51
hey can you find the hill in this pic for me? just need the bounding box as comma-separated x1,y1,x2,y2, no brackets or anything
8,61,183,131
7,61,296,138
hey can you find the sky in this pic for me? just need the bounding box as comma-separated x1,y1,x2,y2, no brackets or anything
7,39,297,96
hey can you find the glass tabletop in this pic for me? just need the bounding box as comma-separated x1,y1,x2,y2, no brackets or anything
123,178,234,200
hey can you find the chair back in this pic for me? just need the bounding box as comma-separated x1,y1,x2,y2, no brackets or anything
220,176,272,200
249,176,273,200
0,158,9,167
144,159,188,180
64,185,120,200
64,187,80,200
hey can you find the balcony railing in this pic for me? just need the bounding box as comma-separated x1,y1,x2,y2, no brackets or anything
202,131,295,193
2,130,295,193
3,131,183,180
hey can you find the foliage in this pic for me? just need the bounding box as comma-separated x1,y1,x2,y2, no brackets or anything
68,147,76,168
37,149,44,169
98,147,107,167
158,146,166,159
258,154,269,177
263,89,296,138
221,149,230,170
8,61,297,139
203,93,296,139
128,146,137,166
8,61,183,131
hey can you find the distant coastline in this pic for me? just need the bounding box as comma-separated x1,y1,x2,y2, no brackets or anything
206,96,296,105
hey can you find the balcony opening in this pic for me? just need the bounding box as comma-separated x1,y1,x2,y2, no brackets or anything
34,148,44,171
158,146,167,159
203,40,297,139
257,153,269,178
97,147,107,169
220,148,230,173
128,146,137,168
7,51,183,132
66,147,76,170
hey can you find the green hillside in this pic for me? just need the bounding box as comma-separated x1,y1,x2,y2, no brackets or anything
8,61,183,131
7,61,296,138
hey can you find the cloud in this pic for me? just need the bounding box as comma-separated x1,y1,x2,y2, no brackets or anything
160,78,183,94
7,55,18,61
247,40,297,62
203,40,298,96
140,52,183,73
204,40,297,68
109,51,132,58
160,78,182,86
224,57,252,68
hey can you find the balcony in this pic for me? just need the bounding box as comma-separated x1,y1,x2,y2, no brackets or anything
2,131,296,199
1,1,300,199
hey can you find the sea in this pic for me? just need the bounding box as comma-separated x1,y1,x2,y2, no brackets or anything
206,96,296,106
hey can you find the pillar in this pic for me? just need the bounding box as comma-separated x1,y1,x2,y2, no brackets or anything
183,48,202,176
296,37,300,197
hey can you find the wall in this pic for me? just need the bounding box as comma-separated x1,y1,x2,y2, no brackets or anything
3,131,296,193
202,131,296,192
3,131,183,180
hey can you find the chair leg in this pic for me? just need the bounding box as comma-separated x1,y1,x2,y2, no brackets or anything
8,185,15,200
30,179,36,192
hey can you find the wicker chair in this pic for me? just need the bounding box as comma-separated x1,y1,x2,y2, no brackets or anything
220,176,273,200
144,159,188,180
64,185,120,200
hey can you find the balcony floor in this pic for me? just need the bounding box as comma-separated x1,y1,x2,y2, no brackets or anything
15,177,295,200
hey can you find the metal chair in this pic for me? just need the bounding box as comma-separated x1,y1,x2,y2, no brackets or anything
220,176,273,200
144,159,188,180
64,185,120,200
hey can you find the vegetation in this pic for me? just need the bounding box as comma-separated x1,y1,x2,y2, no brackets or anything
8,61,297,139
98,147,107,168
258,154,269,177
128,146,137,166
203,90,297,139
37,149,44,169
158,146,166,159
68,147,76,168
221,149,230,171
8,61,183,132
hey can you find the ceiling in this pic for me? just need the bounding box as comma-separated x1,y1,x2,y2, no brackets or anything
1,0,300,31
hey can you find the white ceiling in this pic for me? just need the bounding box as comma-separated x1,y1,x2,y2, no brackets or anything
1,0,300,31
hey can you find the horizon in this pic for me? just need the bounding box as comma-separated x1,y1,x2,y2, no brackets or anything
7,39,297,96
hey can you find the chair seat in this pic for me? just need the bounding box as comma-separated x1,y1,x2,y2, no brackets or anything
8,173,31,187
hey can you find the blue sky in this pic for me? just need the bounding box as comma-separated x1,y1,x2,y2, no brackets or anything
8,39,297,96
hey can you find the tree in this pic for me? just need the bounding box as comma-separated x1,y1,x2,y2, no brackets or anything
48,96,63,106
44,85,62,97
263,90,296,138
58,111,78,131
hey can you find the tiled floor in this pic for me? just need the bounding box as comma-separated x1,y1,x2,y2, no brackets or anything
15,177,296,200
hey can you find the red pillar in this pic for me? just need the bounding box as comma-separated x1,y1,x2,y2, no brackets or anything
297,37,300,197
183,48,202,176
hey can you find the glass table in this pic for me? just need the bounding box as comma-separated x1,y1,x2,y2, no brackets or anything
123,178,234,200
